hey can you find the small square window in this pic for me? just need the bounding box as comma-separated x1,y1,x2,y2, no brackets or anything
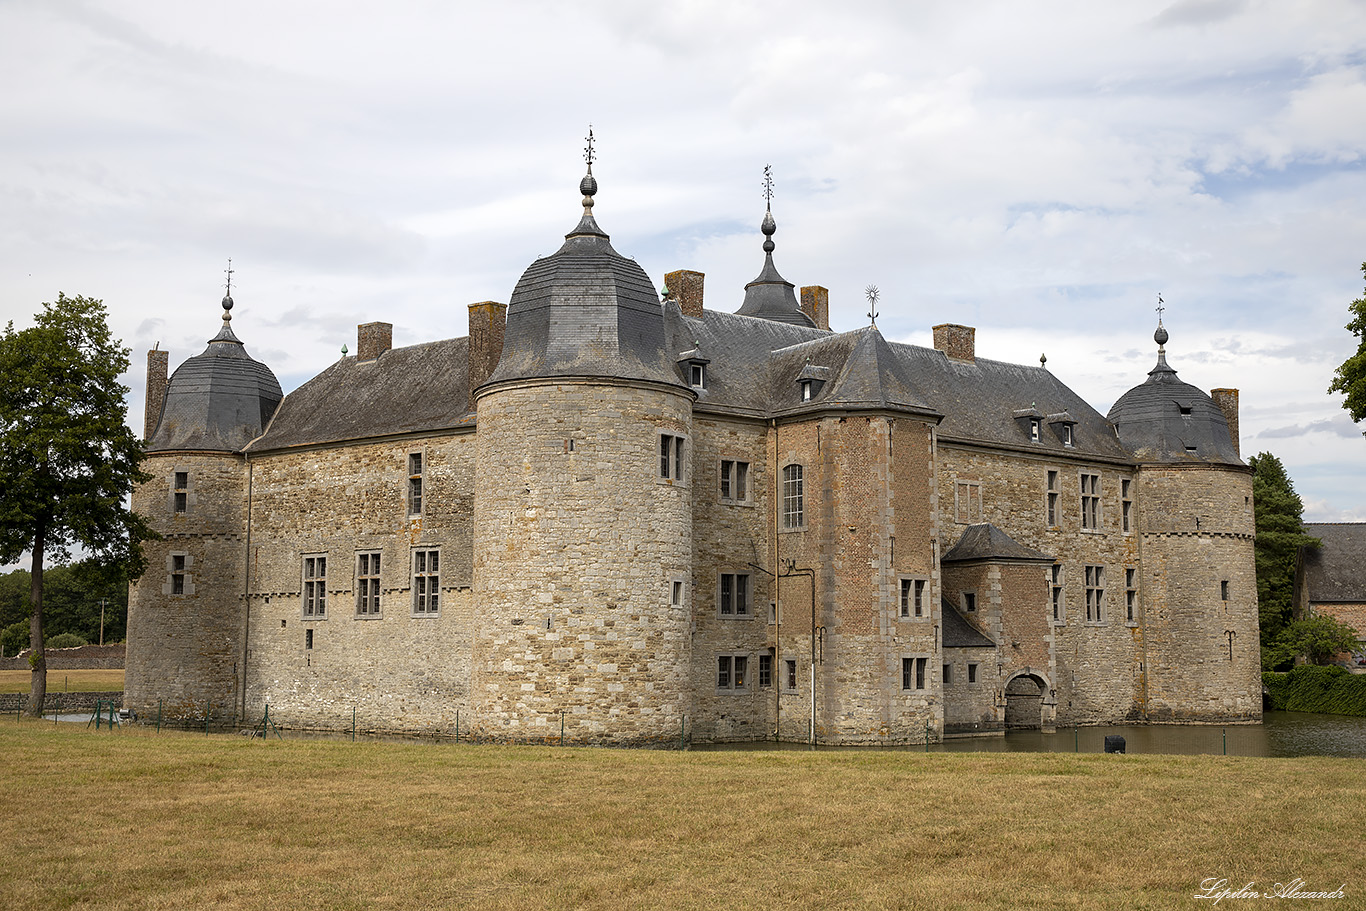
717,654,749,692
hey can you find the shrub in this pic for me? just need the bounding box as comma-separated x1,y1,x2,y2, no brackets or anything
1,620,27,657
45,632,88,650
1263,665,1366,716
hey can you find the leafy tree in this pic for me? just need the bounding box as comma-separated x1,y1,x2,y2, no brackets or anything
1269,615,1362,667
0,294,153,716
1248,452,1320,669
0,620,27,658
1328,262,1366,429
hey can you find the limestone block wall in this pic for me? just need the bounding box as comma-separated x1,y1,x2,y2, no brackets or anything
239,433,476,734
125,452,248,723
943,645,999,732
471,380,695,746
938,445,1142,724
1137,464,1260,722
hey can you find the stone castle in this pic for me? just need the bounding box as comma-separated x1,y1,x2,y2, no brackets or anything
124,159,1262,745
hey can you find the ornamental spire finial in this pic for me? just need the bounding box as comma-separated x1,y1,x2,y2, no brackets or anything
1154,292,1169,349
760,164,776,254
221,258,234,323
865,284,880,327
579,125,598,216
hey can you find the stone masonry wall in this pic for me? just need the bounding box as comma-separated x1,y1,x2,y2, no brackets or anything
471,381,695,746
240,433,476,735
0,644,124,671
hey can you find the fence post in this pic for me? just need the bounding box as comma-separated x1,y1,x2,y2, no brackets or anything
1075,725,1079,753
1223,727,1227,756
205,701,211,735
680,715,686,751
95,700,102,730
156,699,162,733
352,706,356,742
455,709,460,744
560,710,565,746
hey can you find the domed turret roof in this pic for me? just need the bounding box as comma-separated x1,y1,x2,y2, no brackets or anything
146,293,282,453
1107,321,1241,464
484,152,684,389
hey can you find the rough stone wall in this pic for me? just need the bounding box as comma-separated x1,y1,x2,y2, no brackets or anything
1137,464,1260,722
0,644,125,671
932,324,975,362
942,645,999,732
125,452,248,723
240,433,476,735
467,301,507,392
938,445,1143,724
665,270,705,319
356,322,392,361
800,286,829,331
144,349,168,439
471,381,694,746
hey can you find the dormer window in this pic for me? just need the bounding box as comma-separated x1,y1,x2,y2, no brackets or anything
1178,404,1193,416
796,364,829,404
1013,407,1045,443
690,362,706,388
1047,411,1077,448
1030,419,1041,443
801,381,813,402
1061,424,1073,447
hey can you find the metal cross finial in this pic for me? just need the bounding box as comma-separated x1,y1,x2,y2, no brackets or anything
762,164,774,211
1156,292,1165,325
865,284,880,326
224,258,234,296
584,126,596,173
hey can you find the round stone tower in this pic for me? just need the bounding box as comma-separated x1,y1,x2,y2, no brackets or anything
1108,319,1259,722
470,151,696,745
125,288,281,725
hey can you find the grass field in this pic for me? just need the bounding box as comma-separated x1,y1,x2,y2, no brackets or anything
0,721,1359,911
0,669,124,693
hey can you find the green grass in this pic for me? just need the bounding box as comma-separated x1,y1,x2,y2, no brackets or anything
0,721,1360,910
0,668,124,693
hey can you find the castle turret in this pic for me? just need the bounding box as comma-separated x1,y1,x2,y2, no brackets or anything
470,138,696,745
1107,316,1259,722
733,166,816,327
125,281,281,725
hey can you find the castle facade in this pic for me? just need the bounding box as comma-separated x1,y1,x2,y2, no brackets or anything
124,164,1261,745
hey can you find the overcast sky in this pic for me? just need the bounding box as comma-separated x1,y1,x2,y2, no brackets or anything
2,0,1363,521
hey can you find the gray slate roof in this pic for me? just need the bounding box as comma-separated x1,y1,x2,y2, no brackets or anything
942,599,996,648
246,338,471,452
147,319,282,453
1107,346,1241,465
1300,523,1366,603
943,523,1054,563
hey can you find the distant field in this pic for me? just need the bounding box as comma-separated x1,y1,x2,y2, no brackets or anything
0,668,124,693
0,722,1359,911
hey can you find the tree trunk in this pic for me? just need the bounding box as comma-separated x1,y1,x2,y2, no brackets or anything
24,521,46,718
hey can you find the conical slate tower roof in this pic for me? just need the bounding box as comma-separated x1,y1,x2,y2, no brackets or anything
734,168,815,327
146,291,282,453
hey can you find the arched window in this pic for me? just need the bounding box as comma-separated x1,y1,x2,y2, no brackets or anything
782,464,804,529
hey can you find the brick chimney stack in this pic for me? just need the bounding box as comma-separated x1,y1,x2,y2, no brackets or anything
933,324,976,363
468,301,508,392
800,286,830,330
357,322,393,362
145,348,169,440
1211,388,1240,457
665,270,705,318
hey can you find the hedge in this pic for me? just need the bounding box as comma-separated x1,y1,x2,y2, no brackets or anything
1262,665,1366,717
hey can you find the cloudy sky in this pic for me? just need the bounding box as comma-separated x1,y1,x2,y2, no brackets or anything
2,0,1363,520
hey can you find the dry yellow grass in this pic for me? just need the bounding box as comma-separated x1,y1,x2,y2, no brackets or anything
0,721,1359,911
0,668,124,693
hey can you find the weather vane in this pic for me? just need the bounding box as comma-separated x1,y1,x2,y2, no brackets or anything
584,125,596,172
1156,292,1165,325
865,284,880,326
762,164,774,209
224,258,234,297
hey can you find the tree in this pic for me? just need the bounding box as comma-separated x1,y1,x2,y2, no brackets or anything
1268,615,1362,667
0,294,153,716
1248,452,1320,669
1328,262,1366,429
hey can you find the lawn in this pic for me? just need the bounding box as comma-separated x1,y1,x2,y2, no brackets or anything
0,668,124,693
0,721,1359,910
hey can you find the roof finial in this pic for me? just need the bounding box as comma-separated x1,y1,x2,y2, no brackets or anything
1154,292,1169,348
221,258,234,323
579,125,598,217
865,284,880,327
1040,353,1047,368
760,164,777,254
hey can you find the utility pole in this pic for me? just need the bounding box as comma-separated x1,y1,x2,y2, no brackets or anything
98,599,107,647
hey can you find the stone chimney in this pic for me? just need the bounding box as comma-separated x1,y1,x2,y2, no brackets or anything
357,322,393,361
1211,388,1240,457
145,348,169,440
933,324,976,363
800,286,830,331
665,270,705,318
468,301,507,392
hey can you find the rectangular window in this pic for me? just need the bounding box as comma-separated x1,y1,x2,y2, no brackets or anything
413,549,439,615
305,628,314,650
690,362,705,388
720,459,750,503
1121,478,1133,533
899,578,926,618
758,653,773,688
671,579,683,607
1221,579,1230,601
782,464,804,528
174,471,188,514
1046,470,1059,526
1051,563,1064,623
408,453,423,516
1085,564,1104,622
785,658,798,690
1080,472,1101,530
903,657,929,690
356,552,381,616
1126,567,1137,622
717,654,748,691
968,663,978,684
943,663,953,686
659,433,686,482
962,592,976,613
303,555,327,618
719,573,750,616
1030,419,1041,443
916,657,927,690
171,553,186,595
956,480,982,524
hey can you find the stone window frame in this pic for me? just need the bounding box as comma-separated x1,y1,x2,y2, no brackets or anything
783,658,799,692
1221,579,1230,602
670,575,687,609
898,576,929,619
967,662,979,684
1121,478,1133,534
355,551,383,618
1051,563,1065,625
955,479,982,525
718,571,751,618
412,547,440,617
689,362,706,389
305,628,314,650
1125,567,1138,626
961,591,977,613
943,662,953,686
1079,471,1101,532
757,651,773,688
173,470,189,515
656,429,689,487
407,450,425,517
716,653,751,693
1084,564,1105,623
719,458,752,506
1045,469,1060,528
165,551,194,597
1029,418,1042,443
302,554,327,620
780,463,805,530
901,655,930,691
